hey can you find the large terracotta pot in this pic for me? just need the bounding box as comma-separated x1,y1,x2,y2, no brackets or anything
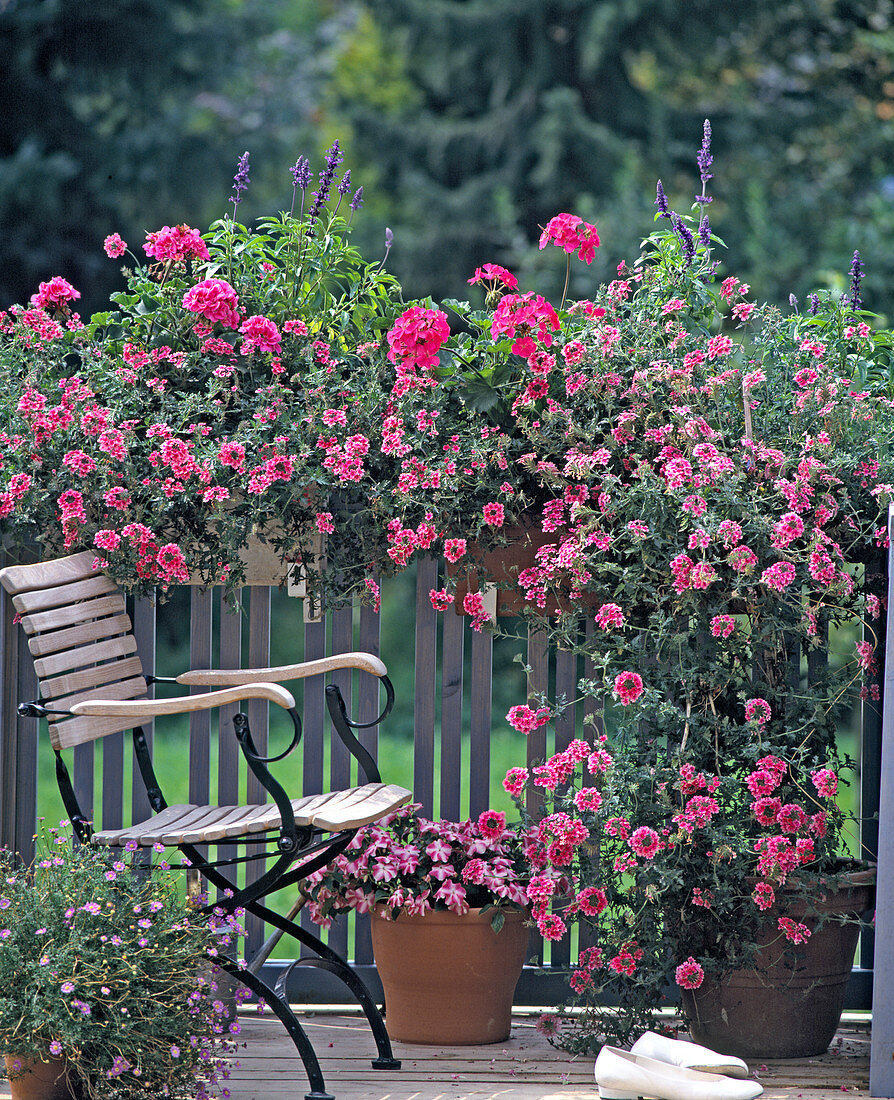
4,1055,84,1100
681,865,875,1059
370,906,529,1044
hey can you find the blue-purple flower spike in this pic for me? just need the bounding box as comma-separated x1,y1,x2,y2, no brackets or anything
337,170,352,197
808,293,820,316
350,187,363,212
655,180,670,218
849,250,865,311
697,120,713,187
290,157,311,191
670,213,696,267
306,140,344,233
231,151,250,209
698,215,711,249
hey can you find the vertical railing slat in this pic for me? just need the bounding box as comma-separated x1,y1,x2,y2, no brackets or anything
188,588,213,806
217,590,243,879
132,596,156,829
302,619,326,797
413,557,438,817
468,626,492,817
869,505,894,1096
355,598,382,967
327,606,354,960
245,586,271,958
440,605,464,821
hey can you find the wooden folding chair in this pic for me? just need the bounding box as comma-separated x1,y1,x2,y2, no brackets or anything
0,551,412,1100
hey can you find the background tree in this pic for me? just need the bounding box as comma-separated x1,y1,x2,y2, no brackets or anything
328,0,894,314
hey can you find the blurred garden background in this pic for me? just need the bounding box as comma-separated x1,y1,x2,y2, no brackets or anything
2,0,886,836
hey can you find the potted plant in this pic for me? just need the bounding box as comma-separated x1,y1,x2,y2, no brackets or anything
0,823,244,1099
303,804,541,1044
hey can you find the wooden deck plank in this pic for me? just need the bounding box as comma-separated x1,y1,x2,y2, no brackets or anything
217,1014,873,1100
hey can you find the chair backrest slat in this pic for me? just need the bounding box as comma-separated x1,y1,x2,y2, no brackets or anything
0,551,98,595
33,635,138,680
17,593,127,636
44,663,146,705
27,613,134,657
0,554,148,751
12,574,119,615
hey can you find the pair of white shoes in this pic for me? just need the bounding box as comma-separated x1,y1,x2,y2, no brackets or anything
594,1031,763,1100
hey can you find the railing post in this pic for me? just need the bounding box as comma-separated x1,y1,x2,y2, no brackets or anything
870,503,894,1097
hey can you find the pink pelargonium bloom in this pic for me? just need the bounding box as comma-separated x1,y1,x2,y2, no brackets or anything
491,292,560,357
467,263,518,289
103,233,127,258
240,314,282,354
386,306,450,371
182,279,240,328
538,213,601,264
30,276,80,309
144,224,210,263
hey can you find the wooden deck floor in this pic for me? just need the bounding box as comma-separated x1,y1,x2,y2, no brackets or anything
223,1011,873,1100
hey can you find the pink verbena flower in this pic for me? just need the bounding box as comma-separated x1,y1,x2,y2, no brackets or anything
594,603,625,630
674,956,704,990
503,767,529,797
182,279,240,328
744,698,771,725
710,614,735,638
778,916,811,944
752,881,775,910
613,670,644,706
482,502,505,527
477,810,506,840
761,561,796,592
506,704,551,734
811,768,838,798
628,826,660,859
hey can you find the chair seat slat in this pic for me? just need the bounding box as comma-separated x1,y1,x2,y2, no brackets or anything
90,785,412,846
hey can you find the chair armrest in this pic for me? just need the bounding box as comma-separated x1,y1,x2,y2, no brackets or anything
69,682,296,718
174,651,387,687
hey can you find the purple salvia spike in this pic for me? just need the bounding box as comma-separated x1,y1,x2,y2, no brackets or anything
655,180,670,218
350,187,364,212
231,151,250,209
849,250,865,311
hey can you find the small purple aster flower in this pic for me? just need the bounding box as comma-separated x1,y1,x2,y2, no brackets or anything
231,151,250,210
655,179,670,218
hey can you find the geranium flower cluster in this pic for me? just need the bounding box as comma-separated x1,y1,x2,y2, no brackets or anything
303,803,540,926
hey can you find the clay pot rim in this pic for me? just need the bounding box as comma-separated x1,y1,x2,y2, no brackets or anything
371,904,529,926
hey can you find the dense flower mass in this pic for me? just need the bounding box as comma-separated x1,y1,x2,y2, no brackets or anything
303,804,539,924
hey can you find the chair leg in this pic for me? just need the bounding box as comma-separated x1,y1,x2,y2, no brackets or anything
275,958,400,1070
215,955,335,1100
251,899,401,1069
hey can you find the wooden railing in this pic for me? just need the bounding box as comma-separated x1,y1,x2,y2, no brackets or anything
0,544,887,1012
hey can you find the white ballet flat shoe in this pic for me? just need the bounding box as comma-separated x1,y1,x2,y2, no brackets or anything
594,1046,763,1100
630,1030,750,1079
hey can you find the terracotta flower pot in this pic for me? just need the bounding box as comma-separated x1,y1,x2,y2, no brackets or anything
370,906,529,1044
681,865,875,1059
4,1054,84,1100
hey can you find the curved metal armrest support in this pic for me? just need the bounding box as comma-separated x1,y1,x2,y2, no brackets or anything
69,682,296,718
174,651,387,687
